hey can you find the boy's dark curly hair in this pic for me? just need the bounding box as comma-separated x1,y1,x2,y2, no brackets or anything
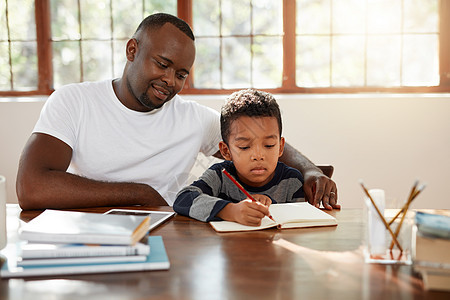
220,89,282,144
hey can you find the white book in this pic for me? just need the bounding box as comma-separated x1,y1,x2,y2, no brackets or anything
17,254,147,266
210,202,337,233
20,241,150,259
1,236,169,278
19,209,150,246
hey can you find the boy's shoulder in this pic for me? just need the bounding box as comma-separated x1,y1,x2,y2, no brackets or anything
208,160,234,173
276,162,304,180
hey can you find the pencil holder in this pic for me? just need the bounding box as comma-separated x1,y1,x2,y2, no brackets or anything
363,190,413,265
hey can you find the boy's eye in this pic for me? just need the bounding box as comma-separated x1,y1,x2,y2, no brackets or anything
265,144,275,148
238,146,249,150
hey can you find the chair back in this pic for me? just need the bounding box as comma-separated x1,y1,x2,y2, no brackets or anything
316,165,334,178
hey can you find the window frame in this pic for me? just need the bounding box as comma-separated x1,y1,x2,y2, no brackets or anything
1,0,449,97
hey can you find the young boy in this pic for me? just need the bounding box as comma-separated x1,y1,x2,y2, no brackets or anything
173,89,305,226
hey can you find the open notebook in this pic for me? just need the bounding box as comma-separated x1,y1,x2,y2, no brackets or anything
210,202,337,233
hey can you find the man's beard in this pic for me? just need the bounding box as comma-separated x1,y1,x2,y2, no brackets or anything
137,93,162,111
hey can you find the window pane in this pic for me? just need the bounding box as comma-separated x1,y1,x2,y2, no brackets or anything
296,36,330,87
404,0,438,33
297,0,330,34
331,36,365,86
193,37,221,89
332,0,365,34
253,36,282,88
222,0,251,36
113,40,127,79
80,0,111,40
51,0,80,40
8,0,35,40
193,0,220,36
53,41,81,88
253,0,282,35
82,41,112,82
143,0,177,16
0,0,7,41
112,0,143,39
11,41,37,90
366,36,401,86
222,37,251,88
367,0,401,34
0,42,10,89
402,34,439,86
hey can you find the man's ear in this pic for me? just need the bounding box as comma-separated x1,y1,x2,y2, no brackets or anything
219,141,232,161
278,137,285,158
126,38,138,61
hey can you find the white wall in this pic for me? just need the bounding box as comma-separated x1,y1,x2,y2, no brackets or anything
1,94,449,209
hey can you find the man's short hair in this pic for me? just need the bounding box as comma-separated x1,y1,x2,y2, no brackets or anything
134,13,194,41
220,89,282,144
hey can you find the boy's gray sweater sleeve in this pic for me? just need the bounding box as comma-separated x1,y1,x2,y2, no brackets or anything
173,167,231,222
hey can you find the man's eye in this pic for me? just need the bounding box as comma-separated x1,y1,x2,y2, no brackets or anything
156,61,168,68
176,73,187,80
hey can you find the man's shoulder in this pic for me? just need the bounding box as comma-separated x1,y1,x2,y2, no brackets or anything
171,95,219,116
51,79,112,98
57,79,111,90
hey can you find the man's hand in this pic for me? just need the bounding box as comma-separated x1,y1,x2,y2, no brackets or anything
278,143,340,210
303,170,340,210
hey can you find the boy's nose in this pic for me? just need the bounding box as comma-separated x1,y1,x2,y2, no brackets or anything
251,147,264,161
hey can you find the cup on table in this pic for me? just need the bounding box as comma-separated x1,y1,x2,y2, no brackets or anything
0,175,6,250
364,188,412,265
364,189,386,256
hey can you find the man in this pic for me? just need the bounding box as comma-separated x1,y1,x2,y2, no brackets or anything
16,13,339,210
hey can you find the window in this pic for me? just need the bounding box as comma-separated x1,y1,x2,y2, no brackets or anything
0,0,37,92
192,0,283,89
50,0,176,87
1,0,449,96
295,0,440,89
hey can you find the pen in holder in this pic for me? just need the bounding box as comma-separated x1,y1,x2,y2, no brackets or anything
360,180,424,265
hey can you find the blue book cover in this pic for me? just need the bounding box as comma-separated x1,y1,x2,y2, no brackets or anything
0,236,169,278
415,211,450,239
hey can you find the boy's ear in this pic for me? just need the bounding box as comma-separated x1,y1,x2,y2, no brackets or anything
278,137,285,158
219,141,232,161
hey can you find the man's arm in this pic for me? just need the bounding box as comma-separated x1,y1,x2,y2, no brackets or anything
16,133,167,210
279,143,340,210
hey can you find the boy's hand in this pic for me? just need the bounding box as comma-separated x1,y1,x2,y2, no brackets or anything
251,194,272,207
217,200,270,226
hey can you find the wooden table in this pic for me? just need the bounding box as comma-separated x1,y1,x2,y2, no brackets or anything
1,204,449,300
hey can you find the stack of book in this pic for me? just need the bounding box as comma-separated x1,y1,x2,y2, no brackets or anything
0,209,170,278
412,211,450,291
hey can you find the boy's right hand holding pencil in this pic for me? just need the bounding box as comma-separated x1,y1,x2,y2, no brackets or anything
217,196,272,226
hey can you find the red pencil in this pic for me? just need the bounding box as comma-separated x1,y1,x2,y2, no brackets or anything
222,169,276,222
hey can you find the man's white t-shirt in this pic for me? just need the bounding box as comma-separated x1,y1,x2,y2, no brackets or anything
33,80,221,205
